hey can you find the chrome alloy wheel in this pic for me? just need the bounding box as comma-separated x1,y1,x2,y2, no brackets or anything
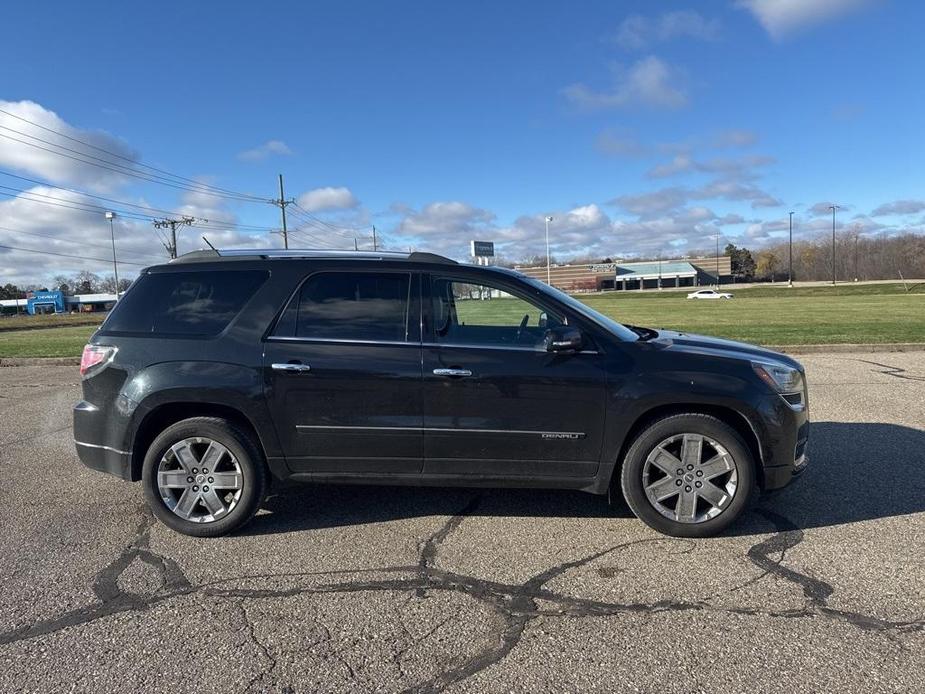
642,433,738,524
156,438,243,523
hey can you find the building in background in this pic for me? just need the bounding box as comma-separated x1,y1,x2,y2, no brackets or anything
0,291,118,315
514,256,733,291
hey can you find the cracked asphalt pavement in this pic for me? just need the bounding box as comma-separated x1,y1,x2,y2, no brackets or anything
1,352,923,693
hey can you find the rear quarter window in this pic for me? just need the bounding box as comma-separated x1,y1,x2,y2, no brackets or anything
102,270,268,336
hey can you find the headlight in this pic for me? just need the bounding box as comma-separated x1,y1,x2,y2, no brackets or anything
751,360,804,395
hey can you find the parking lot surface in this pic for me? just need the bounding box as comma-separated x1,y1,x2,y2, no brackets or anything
1,352,923,693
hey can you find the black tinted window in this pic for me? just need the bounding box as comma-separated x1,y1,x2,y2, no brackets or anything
278,272,411,342
103,270,268,336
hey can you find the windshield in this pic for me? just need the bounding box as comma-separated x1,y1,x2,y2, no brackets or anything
520,276,640,342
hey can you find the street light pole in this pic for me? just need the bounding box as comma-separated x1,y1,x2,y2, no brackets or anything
788,211,794,287
544,216,553,285
105,211,120,298
829,204,839,285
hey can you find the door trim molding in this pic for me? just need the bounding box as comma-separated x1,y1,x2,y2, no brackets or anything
295,424,586,438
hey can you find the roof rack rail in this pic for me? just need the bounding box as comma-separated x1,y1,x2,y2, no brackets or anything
167,248,460,265
407,251,457,265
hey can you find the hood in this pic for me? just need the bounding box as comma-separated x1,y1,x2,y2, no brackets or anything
649,329,803,370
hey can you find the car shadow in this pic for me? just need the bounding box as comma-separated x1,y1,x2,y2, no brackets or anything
243,421,925,536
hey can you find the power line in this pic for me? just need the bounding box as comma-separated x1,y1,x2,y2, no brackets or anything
0,180,278,234
0,169,200,220
0,108,269,202
290,202,365,234
0,224,162,260
0,187,153,221
0,130,266,204
0,242,150,266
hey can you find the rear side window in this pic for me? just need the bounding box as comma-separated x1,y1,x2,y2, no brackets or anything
103,270,268,336
274,271,411,342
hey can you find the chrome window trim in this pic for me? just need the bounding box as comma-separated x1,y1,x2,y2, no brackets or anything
264,336,597,353
74,440,130,456
423,341,598,354
266,336,417,347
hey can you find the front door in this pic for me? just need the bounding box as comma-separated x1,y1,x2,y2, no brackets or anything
264,269,423,475
421,273,606,480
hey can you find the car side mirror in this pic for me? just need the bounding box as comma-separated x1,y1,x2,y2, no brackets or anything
545,326,583,353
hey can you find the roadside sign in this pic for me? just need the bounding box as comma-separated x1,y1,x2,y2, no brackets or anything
470,240,495,257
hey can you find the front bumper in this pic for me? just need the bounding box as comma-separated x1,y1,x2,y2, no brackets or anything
763,451,809,490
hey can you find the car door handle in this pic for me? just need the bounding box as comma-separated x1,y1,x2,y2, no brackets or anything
272,362,312,373
433,368,472,378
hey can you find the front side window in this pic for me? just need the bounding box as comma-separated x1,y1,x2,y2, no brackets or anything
276,271,411,342
431,277,563,349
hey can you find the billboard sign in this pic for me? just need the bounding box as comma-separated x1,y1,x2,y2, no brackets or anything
470,240,495,257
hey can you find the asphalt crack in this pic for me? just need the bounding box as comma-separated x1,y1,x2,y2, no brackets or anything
0,501,922,692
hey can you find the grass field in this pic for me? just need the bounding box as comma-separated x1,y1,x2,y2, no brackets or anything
0,283,922,358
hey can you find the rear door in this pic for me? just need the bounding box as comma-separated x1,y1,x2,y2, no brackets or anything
264,268,423,475
421,272,607,480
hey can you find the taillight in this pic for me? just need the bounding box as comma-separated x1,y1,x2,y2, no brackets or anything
80,344,116,376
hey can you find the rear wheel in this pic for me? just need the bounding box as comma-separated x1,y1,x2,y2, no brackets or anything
142,417,267,537
619,414,754,537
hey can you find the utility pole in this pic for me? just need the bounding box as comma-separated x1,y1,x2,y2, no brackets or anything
153,216,195,259
788,211,794,287
272,174,294,249
544,216,554,285
372,225,378,251
829,204,839,285
105,211,120,297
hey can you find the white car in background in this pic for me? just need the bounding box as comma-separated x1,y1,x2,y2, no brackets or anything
687,289,734,300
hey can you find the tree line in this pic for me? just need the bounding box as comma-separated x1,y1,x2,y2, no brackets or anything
0,271,132,300
723,232,925,283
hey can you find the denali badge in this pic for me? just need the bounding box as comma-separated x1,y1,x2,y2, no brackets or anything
542,433,585,440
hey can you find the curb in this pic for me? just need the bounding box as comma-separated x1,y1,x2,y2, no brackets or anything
0,357,81,367
765,343,925,355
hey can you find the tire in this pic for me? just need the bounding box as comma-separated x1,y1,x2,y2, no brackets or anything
142,417,267,537
619,414,755,538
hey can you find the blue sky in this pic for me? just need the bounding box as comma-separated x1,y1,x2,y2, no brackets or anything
0,0,923,283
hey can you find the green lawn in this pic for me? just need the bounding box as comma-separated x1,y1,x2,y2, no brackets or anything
0,312,105,332
0,283,922,358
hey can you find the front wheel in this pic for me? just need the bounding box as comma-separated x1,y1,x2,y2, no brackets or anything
620,414,755,537
142,417,267,537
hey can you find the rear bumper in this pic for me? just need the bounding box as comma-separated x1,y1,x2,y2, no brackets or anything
73,399,133,480
74,440,132,479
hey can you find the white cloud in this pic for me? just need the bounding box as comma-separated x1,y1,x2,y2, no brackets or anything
296,186,359,212
737,0,874,40
563,56,688,110
595,130,649,158
647,153,775,179
871,199,925,217
614,10,721,50
0,100,138,192
236,140,293,162
713,129,759,148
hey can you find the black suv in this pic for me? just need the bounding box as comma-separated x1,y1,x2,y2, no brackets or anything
74,249,809,538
